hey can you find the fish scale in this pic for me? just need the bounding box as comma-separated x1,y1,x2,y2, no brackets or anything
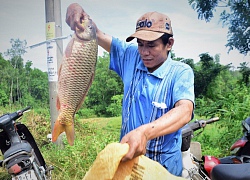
52,18,98,145
59,40,97,112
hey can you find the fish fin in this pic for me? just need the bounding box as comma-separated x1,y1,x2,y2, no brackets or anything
65,124,75,146
56,63,62,111
58,63,62,78
52,120,75,146
65,38,74,58
52,120,65,143
56,96,60,110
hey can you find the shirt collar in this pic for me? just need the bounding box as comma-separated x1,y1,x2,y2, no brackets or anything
136,55,172,79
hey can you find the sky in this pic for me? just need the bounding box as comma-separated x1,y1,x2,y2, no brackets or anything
0,0,249,72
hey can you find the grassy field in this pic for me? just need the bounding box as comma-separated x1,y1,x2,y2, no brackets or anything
0,109,122,180
42,117,122,180
0,108,222,180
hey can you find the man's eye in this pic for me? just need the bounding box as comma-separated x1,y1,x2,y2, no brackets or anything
137,43,143,46
148,44,155,47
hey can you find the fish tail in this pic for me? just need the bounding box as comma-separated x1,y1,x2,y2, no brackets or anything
52,120,65,143
65,124,75,146
52,120,75,146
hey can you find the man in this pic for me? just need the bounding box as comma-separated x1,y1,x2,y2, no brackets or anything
66,3,194,176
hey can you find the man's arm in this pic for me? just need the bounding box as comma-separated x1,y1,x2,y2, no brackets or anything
95,26,112,52
142,99,193,139
120,99,193,162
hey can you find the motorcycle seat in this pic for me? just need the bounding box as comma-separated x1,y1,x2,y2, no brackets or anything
211,163,250,180
3,142,32,159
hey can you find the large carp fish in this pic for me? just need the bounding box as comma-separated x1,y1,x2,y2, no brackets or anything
52,16,98,146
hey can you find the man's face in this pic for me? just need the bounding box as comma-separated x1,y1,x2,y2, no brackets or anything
137,37,173,73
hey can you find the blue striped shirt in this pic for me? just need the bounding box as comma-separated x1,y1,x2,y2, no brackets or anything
109,37,194,176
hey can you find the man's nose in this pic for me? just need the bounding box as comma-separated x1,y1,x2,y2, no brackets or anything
140,47,150,55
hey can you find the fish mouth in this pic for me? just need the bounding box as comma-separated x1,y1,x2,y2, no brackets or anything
75,27,95,41
75,17,95,41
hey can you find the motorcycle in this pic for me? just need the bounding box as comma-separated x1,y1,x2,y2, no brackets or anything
181,117,219,179
181,116,250,180
0,106,53,180
225,116,250,163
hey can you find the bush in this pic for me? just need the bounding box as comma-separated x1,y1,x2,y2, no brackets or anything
76,108,97,119
194,85,250,157
106,94,123,117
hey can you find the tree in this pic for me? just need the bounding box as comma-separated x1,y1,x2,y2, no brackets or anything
1,39,49,107
4,39,27,105
238,62,250,86
84,52,123,116
188,0,250,55
27,68,49,107
194,53,231,98
4,38,27,69
0,53,11,106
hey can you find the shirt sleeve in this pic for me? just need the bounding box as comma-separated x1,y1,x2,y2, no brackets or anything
109,37,139,80
173,64,195,106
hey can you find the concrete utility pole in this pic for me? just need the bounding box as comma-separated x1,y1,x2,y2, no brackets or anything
45,0,64,147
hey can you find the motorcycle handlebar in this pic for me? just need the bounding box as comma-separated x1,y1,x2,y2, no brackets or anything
0,106,31,144
9,106,31,121
181,117,220,152
205,117,220,124
188,117,220,132
18,106,31,115
0,106,31,125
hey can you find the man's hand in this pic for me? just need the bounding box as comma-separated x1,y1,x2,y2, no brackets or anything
66,3,88,32
120,127,148,162
65,3,112,52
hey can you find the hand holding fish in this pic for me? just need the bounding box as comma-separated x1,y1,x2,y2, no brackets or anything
66,3,89,35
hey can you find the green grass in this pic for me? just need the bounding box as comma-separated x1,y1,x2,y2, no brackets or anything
41,116,122,180
0,111,223,180
0,108,122,180
0,110,237,179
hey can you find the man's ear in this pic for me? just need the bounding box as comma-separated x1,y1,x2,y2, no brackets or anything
166,37,174,51
168,37,174,46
